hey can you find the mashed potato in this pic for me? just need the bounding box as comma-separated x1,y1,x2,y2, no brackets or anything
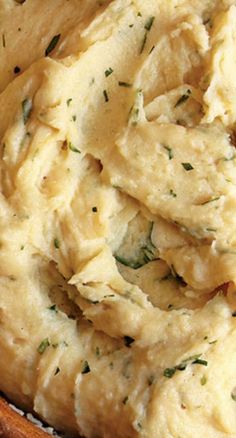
1,0,236,437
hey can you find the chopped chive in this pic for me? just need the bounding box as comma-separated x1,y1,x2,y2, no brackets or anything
54,238,60,249
193,358,208,366
118,81,132,88
124,336,135,347
103,89,109,102
201,196,220,205
163,367,176,378
81,360,91,374
67,98,72,106
140,31,147,54
105,67,113,77
45,34,61,56
200,375,207,385
231,389,236,401
54,366,60,375
68,142,81,153
175,89,191,107
72,115,77,122
181,162,194,171
2,33,6,48
20,245,24,250
37,338,50,354
22,98,32,124
145,16,155,31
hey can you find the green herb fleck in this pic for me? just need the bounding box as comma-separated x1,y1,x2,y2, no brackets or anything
68,142,81,153
118,81,132,88
137,12,142,17
145,16,155,31
92,206,97,212
181,162,194,171
72,115,77,122
175,90,191,107
37,338,50,354
67,98,72,106
122,396,129,405
81,360,91,374
54,366,60,376
2,33,6,48
140,31,147,54
163,145,173,160
95,346,100,357
163,367,176,378
103,89,109,102
45,34,61,56
169,189,177,198
231,389,236,401
105,67,113,77
20,245,24,250
54,238,60,249
22,98,32,124
200,375,207,385
193,358,208,366
48,304,57,312
124,335,135,347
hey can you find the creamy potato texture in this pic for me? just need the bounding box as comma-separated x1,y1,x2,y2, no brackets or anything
1,0,236,437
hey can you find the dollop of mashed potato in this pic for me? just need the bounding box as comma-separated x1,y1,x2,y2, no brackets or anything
1,0,236,437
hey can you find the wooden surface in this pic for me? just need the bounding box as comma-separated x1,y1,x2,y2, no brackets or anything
0,396,50,438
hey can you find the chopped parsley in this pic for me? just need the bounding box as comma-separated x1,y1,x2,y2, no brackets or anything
201,196,220,205
105,67,113,77
81,360,91,374
164,354,207,378
200,375,207,385
169,189,177,198
103,89,109,102
181,162,194,171
48,304,57,312
175,89,191,107
45,34,61,57
72,115,77,122
20,245,24,250
163,367,176,378
54,238,60,249
137,12,142,17
37,338,50,354
163,145,173,160
67,98,72,106
92,206,97,212
145,16,155,31
68,142,81,153
54,366,60,376
118,81,132,88
22,98,32,124
124,335,135,347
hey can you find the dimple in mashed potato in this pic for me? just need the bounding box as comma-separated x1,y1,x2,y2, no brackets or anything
1,0,236,437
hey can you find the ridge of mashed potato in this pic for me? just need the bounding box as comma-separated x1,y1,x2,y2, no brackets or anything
1,1,236,437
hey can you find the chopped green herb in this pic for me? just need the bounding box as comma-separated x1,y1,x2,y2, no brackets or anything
122,396,129,405
163,367,176,378
67,98,72,106
145,16,155,31
137,12,142,17
231,389,236,401
140,31,147,54
124,335,135,347
2,33,6,48
20,245,24,250
72,115,77,122
54,238,60,249
105,67,113,77
169,189,177,198
175,90,191,107
92,206,97,212
103,89,109,102
48,304,57,312
45,34,61,56
52,343,59,349
68,142,81,153
149,45,155,54
201,196,220,205
37,338,50,354
193,359,208,366
95,346,100,357
200,375,207,385
205,227,217,232
129,24,134,28
118,81,132,88
54,366,60,376
163,145,173,160
81,360,91,374
181,162,194,171
22,98,32,124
